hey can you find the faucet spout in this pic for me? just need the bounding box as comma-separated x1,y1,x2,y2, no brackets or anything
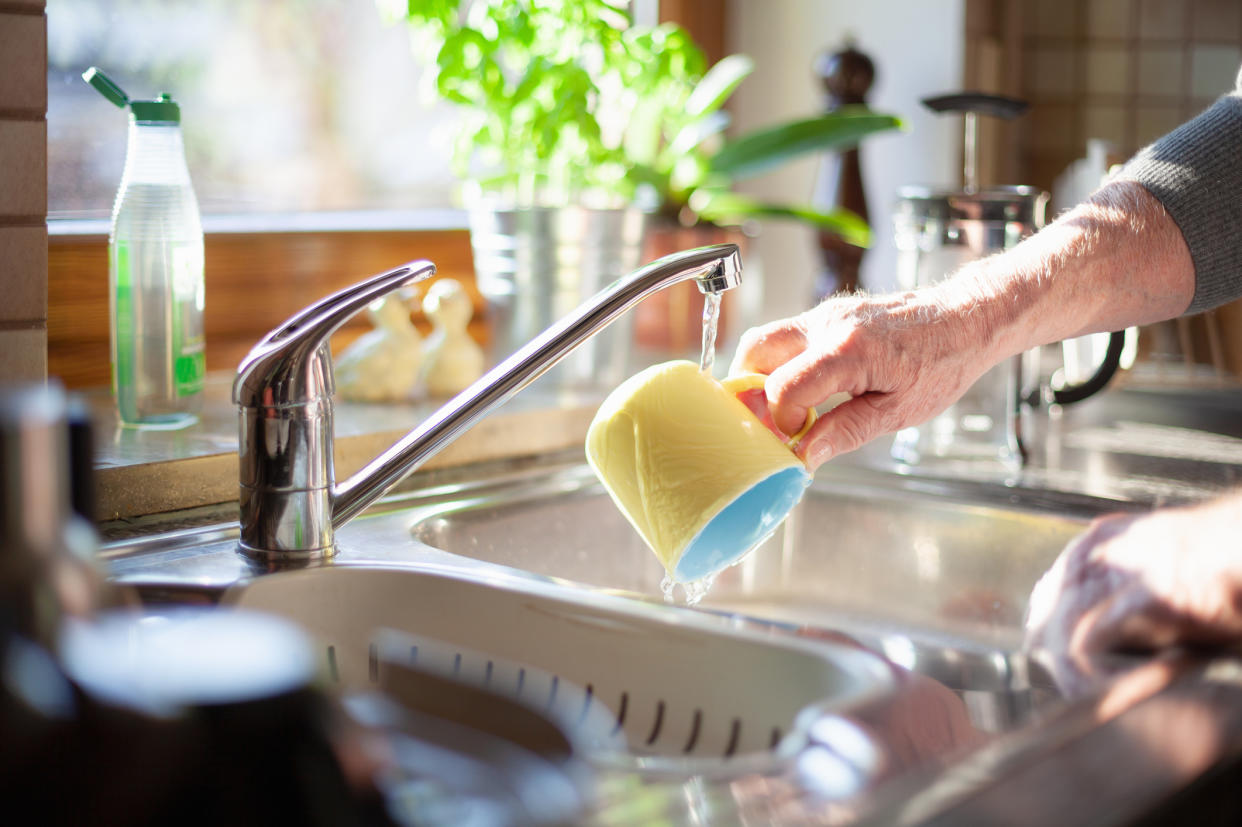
332,242,741,529
234,243,741,563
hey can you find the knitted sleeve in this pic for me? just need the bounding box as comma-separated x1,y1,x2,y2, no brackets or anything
1118,66,1242,314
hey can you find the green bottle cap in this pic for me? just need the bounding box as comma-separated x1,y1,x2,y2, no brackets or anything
83,67,182,124
83,67,128,108
130,94,181,125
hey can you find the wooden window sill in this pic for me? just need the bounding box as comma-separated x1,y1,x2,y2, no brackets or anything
49,210,482,390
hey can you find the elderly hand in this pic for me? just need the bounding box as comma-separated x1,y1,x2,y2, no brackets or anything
730,283,1005,470
1024,493,1242,697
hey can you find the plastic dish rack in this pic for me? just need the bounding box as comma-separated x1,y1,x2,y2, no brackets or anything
224,564,891,773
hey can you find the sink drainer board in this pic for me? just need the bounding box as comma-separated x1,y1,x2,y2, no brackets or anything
224,564,890,772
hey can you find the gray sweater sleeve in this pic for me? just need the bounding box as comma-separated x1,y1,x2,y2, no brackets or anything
1118,67,1242,315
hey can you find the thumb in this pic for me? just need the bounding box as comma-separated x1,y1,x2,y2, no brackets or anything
796,395,884,469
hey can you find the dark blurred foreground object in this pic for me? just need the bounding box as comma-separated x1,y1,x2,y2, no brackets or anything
0,382,105,654
814,38,875,299
1,601,590,826
0,383,393,825
0,606,396,827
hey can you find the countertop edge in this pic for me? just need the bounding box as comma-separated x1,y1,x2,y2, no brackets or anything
96,403,598,521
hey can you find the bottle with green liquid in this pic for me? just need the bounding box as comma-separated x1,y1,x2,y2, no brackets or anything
84,68,205,429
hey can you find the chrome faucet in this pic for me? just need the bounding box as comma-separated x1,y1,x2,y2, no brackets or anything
233,243,743,564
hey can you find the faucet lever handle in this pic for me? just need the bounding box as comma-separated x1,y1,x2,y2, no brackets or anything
258,260,436,349
234,260,437,408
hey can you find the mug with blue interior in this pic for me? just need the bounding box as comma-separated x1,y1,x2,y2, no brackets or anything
586,360,814,584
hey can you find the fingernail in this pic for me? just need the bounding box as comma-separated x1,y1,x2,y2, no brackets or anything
805,438,833,469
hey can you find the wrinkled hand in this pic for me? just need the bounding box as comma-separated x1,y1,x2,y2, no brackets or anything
730,288,1002,469
1024,495,1242,697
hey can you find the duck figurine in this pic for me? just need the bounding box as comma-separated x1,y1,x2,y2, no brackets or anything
422,278,485,397
335,292,423,402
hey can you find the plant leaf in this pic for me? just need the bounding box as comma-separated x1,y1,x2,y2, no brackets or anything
624,93,668,166
711,108,903,180
692,190,872,246
685,53,754,118
664,110,729,160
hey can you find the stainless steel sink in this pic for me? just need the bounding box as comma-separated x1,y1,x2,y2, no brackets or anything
97,385,1242,823
101,442,1139,738
406,460,1124,732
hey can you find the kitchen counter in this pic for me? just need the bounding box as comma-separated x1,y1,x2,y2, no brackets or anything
840,373,1242,511
89,367,1242,529
89,372,603,524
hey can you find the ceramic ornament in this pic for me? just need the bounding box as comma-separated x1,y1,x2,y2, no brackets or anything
422,278,485,396
335,293,423,402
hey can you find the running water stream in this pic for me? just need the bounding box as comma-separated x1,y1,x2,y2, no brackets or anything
699,290,723,376
660,289,727,606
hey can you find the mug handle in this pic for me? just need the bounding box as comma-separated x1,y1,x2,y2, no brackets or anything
1049,330,1126,405
721,373,817,447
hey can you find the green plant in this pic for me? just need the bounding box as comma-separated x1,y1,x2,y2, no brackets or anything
381,0,901,245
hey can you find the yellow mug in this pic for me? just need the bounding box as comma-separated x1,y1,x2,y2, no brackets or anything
586,360,814,584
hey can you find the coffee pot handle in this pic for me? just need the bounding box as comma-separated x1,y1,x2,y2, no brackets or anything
1048,330,1127,405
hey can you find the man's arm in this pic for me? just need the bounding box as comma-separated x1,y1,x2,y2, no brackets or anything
943,179,1195,356
732,180,1194,467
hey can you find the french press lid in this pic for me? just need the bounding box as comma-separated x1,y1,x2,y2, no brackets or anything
896,92,1049,234
897,92,1123,406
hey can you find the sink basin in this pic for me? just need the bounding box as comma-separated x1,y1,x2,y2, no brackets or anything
407,462,1109,731
221,563,891,773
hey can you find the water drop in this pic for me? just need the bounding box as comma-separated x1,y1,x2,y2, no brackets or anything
681,572,718,606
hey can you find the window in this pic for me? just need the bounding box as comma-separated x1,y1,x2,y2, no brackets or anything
47,0,460,218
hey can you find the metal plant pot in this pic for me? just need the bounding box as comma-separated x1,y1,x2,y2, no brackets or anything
469,205,647,389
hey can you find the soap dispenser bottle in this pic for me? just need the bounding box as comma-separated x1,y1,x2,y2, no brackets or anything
84,68,205,429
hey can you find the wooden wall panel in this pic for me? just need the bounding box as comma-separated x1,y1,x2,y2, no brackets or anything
0,1,47,382
659,0,728,66
48,229,479,389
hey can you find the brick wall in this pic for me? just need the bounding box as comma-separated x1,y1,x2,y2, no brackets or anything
0,0,47,382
